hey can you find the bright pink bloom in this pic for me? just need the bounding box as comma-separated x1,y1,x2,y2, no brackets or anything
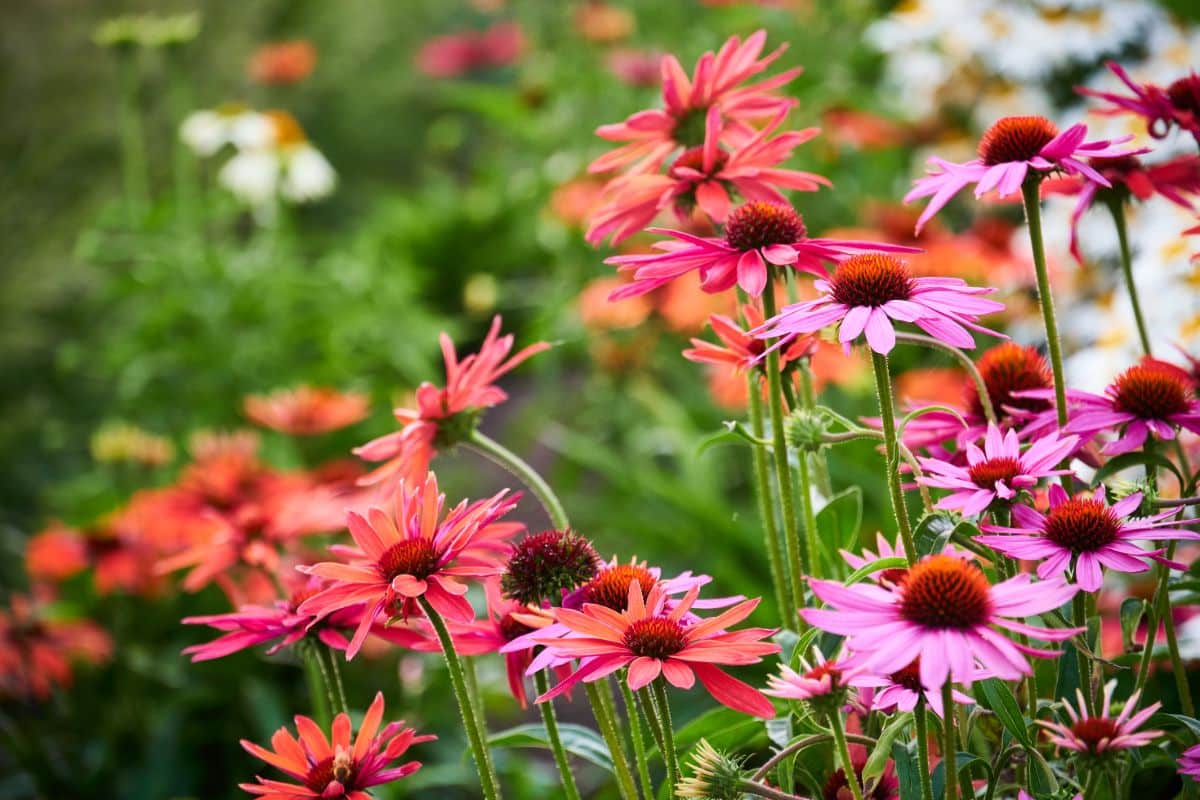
585,108,828,245
1180,743,1200,781
239,691,433,799
850,657,975,719
754,254,1005,355
1040,682,1162,757
763,649,858,703
533,582,780,718
978,485,1200,592
590,30,802,176
606,202,920,298
354,316,549,490
1078,62,1200,144
905,115,1143,233
916,424,1077,516
804,554,1081,690
298,472,521,659
683,303,816,375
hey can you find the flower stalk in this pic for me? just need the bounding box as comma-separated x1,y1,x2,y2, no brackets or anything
534,670,583,800
828,711,865,800
1020,180,1068,428
300,643,333,729
1105,197,1152,356
748,345,793,626
942,682,958,800
870,350,916,564
914,700,935,800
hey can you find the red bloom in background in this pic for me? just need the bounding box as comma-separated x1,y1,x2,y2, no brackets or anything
354,316,549,491
240,692,433,799
0,592,112,700
299,472,521,658
415,22,525,79
25,522,89,583
1079,62,1200,144
244,386,371,436
248,40,317,85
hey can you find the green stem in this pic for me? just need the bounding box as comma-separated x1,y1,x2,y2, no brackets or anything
798,361,834,497
1161,541,1196,716
301,645,332,729
467,430,569,529
748,371,793,626
1106,198,1152,357
650,678,680,792
750,733,876,782
796,441,821,581
942,683,958,800
534,670,583,800
325,645,349,715
762,285,808,628
585,682,640,800
829,713,865,800
116,50,148,221
620,679,654,800
870,351,916,564
737,780,809,800
1020,180,1068,428
634,687,668,765
419,597,503,800
894,332,997,423
914,701,935,800
1073,592,1096,716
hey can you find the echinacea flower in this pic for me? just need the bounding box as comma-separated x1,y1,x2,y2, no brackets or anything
607,202,921,298
414,22,525,79
1078,62,1200,144
676,738,747,800
753,253,1005,355
585,107,828,245
589,30,802,176
804,554,1081,689
683,303,816,376
905,115,1143,233
763,649,858,717
533,582,780,718
850,657,975,719
298,472,522,658
244,386,370,436
1180,743,1200,782
1039,682,1162,761
917,424,1077,516
239,691,433,799
0,593,112,700
353,316,549,491
500,529,601,606
978,485,1200,592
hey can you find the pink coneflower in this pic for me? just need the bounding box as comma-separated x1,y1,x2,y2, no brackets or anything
1079,62,1200,144
590,30,802,176
804,554,1080,689
298,472,521,658
607,202,920,298
414,22,525,79
353,315,549,490
534,582,780,717
753,254,1005,355
1039,682,1162,760
1180,743,1200,781
977,485,1200,592
239,691,433,799
683,303,817,376
763,650,859,716
586,107,828,245
905,115,1143,233
916,424,1077,516
850,657,975,718
244,386,370,436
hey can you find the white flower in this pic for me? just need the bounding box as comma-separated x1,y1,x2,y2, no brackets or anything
218,150,280,207
281,144,336,202
180,110,232,157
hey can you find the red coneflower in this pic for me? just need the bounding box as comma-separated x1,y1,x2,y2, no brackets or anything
1079,62,1200,144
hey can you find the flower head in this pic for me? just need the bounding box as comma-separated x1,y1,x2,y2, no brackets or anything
804,554,1081,690
1078,62,1200,144
905,115,1143,233
917,424,1077,516
754,254,1005,355
763,649,856,717
677,739,746,800
298,472,522,658
850,657,975,719
415,22,525,78
500,529,601,606
0,593,112,700
683,303,816,376
248,40,317,85
239,692,433,798
978,485,1200,592
354,316,549,490
533,581,780,717
244,386,370,436
1180,743,1200,782
1039,682,1161,762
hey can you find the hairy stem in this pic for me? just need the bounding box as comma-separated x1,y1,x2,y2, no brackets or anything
748,371,793,626
467,430,570,529
871,351,916,564
829,713,865,800
1020,180,1068,428
534,670,582,800
1106,198,1152,356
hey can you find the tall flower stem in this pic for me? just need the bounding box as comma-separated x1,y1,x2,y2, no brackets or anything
828,712,865,800
942,683,958,800
324,645,349,715
1073,593,1096,715
301,644,332,729
894,332,997,423
914,701,935,800
620,679,655,800
870,351,916,564
115,49,149,221
762,285,808,627
649,678,680,792
1020,180,1068,428
796,438,821,582
534,670,583,800
586,683,641,800
1138,540,1195,716
748,372,793,625
467,430,569,529
419,597,503,800
1106,198,1152,356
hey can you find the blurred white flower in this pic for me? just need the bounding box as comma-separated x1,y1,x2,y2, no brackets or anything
218,150,279,207
281,144,336,202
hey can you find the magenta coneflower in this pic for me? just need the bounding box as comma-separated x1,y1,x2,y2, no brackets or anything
1040,682,1162,761
916,424,1077,516
850,657,975,719
607,202,920,298
804,554,1080,690
978,485,1199,592
589,30,802,177
239,691,433,799
905,115,1143,233
1180,743,1200,782
1079,62,1200,144
753,253,1005,355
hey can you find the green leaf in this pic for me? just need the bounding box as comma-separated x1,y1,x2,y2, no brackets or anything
931,751,991,799
670,706,766,754
487,723,612,772
697,420,767,454
863,713,911,784
815,486,864,575
1092,451,1186,490
976,678,1033,748
1120,597,1148,654
1028,748,1060,793
890,739,921,800
913,511,957,558
845,556,908,586
898,404,967,437
1148,712,1200,737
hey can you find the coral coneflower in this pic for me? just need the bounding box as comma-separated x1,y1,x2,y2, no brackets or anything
754,254,1005,355
978,485,1200,592
608,202,921,298
804,554,1081,689
298,472,522,658
534,582,780,717
917,424,1077,516
354,316,549,490
239,692,433,798
500,529,601,606
905,115,1143,233
1079,62,1200,144
244,386,370,436
0,593,112,700
683,303,817,376
1039,682,1162,762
